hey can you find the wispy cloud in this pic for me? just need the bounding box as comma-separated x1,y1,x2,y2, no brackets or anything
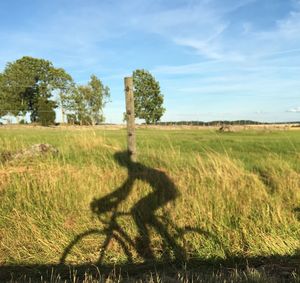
0,1,131,72
128,0,255,61
141,0,300,61
287,107,300,112
0,0,299,123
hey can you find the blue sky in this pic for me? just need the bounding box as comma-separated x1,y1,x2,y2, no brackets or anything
0,0,300,123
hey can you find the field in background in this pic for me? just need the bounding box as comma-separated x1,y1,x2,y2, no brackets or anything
0,126,300,282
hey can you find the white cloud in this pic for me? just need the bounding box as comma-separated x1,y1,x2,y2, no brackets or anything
138,0,300,61
287,107,300,112
153,61,217,75
0,1,131,73
2,0,298,70
126,0,256,61
173,24,229,60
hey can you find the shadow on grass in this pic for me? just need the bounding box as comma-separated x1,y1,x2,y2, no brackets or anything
1,151,300,281
60,151,209,265
1,256,300,282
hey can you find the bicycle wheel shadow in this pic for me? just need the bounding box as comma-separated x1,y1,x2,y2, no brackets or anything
60,150,210,264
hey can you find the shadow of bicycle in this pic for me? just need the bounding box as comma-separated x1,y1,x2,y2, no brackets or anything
60,151,212,265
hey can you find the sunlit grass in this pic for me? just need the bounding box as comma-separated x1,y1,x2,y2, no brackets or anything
0,126,300,281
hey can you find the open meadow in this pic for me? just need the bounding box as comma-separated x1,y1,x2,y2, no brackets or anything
1,126,300,282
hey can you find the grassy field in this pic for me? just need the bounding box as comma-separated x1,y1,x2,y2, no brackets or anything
0,126,300,282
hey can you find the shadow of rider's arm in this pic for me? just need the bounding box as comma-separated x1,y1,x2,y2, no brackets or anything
90,178,133,214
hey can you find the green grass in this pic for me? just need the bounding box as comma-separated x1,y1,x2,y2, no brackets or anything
0,126,300,282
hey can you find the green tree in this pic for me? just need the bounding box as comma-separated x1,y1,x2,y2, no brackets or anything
88,75,110,124
0,56,73,124
36,97,56,126
133,69,165,124
67,75,110,125
51,68,74,124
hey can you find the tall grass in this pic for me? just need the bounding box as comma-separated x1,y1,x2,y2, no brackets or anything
0,127,300,281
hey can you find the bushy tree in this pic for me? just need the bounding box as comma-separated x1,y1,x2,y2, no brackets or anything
67,75,110,125
51,68,74,123
36,97,56,126
133,69,165,124
0,56,73,124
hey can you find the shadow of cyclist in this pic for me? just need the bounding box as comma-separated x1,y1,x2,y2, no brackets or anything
90,151,183,261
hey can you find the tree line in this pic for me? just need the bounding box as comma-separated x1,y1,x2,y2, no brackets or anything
157,120,266,126
157,120,300,126
0,56,165,126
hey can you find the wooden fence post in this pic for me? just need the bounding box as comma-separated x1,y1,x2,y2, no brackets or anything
124,77,137,162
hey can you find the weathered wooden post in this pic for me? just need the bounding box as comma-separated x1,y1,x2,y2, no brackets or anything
124,77,137,162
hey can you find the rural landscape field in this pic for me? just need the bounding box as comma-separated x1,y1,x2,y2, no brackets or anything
1,1,300,282
1,125,300,282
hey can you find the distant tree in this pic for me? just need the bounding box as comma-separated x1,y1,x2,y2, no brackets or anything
66,113,78,125
133,69,165,124
67,75,110,125
36,97,56,126
0,73,6,118
0,56,73,124
51,68,74,123
88,75,110,124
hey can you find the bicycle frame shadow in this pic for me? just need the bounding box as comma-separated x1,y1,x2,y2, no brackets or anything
60,150,207,264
